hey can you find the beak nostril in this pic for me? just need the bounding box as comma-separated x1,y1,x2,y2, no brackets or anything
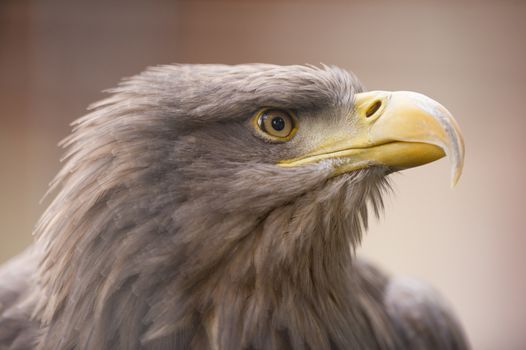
365,100,382,118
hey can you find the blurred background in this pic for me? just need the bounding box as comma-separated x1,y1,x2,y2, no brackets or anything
1,0,525,348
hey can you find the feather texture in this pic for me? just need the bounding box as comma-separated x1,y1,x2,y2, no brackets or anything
0,64,468,349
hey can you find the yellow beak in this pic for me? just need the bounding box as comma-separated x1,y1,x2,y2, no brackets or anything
279,91,465,186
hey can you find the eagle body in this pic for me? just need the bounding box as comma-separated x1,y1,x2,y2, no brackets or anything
0,64,468,349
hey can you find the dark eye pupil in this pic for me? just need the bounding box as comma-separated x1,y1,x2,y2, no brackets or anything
271,116,285,131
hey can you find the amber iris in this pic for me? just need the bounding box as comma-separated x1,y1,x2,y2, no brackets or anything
256,109,296,140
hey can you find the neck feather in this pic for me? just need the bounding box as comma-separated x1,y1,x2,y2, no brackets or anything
36,167,389,349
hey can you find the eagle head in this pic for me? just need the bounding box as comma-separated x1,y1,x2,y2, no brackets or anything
35,64,464,349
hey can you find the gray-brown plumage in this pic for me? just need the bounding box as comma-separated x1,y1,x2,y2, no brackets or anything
0,64,468,349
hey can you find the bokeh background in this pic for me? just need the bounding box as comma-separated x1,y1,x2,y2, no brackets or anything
1,0,525,348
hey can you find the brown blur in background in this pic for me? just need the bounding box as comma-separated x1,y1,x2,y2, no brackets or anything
1,0,525,348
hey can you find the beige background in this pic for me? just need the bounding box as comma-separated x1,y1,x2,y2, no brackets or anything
1,0,525,348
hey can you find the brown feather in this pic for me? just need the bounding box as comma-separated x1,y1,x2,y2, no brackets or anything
0,64,468,349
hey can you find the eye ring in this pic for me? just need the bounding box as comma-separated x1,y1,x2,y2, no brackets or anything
252,108,298,142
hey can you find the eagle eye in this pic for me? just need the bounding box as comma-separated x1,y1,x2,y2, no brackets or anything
253,109,297,142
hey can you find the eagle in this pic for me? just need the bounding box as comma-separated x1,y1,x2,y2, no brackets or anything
0,64,468,349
